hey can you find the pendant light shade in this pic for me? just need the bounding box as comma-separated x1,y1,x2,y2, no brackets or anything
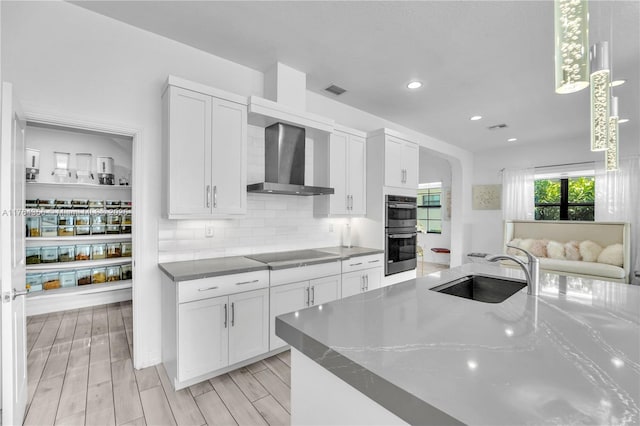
590,42,610,151
606,96,619,171
554,0,590,94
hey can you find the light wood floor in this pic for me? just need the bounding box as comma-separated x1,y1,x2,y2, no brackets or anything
25,301,292,426
417,261,449,277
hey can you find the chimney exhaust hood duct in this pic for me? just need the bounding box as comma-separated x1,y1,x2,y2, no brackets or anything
247,123,334,196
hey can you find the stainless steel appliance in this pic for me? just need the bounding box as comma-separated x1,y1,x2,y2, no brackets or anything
246,122,335,196
385,195,417,276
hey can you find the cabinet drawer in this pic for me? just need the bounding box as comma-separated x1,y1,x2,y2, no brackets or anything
342,254,384,273
178,270,269,303
270,260,341,287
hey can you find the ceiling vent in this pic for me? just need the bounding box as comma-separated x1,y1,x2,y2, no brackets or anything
324,84,347,96
487,123,508,130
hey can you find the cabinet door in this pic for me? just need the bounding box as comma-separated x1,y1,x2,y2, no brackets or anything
309,274,341,306
384,136,404,188
167,87,212,217
402,141,419,189
348,135,366,215
211,97,247,215
178,296,228,382
269,281,309,350
228,289,269,365
329,131,348,215
341,270,365,298
364,267,383,292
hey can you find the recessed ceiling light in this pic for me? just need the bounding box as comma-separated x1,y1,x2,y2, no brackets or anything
407,81,423,89
507,138,518,142
470,115,482,121
610,80,626,87
618,118,629,124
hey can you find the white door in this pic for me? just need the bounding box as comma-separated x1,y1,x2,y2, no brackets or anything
167,86,212,217
269,281,308,350
348,135,366,215
329,132,348,215
309,275,341,306
228,289,268,365
402,141,419,189
211,98,247,215
364,267,383,292
178,296,228,382
341,271,365,299
1,82,28,426
384,136,404,188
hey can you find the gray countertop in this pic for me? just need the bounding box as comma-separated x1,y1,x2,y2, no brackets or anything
276,264,640,425
159,246,382,281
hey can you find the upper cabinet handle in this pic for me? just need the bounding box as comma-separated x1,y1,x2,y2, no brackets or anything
213,185,218,208
206,185,211,208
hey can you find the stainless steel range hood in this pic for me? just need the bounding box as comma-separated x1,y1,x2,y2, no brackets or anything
247,122,334,196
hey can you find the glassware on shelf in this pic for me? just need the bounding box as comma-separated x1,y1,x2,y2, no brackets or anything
92,215,106,225
41,246,58,263
60,271,76,288
25,148,40,182
26,273,43,292
121,264,132,280
91,244,106,260
91,225,106,235
89,200,104,209
106,225,120,235
26,217,41,237
75,245,91,261
121,242,132,258
75,215,91,226
39,199,56,209
26,247,41,265
76,225,91,236
97,157,115,185
107,214,121,225
41,214,58,227
57,226,75,237
75,153,94,184
58,215,74,226
42,272,60,290
105,200,120,209
41,226,57,237
106,242,121,258
58,245,75,262
120,225,131,234
92,267,106,284
52,152,72,183
122,214,132,225
72,199,89,209
106,266,121,282
76,269,92,286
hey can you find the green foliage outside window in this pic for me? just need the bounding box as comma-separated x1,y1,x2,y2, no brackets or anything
417,187,441,233
535,176,595,221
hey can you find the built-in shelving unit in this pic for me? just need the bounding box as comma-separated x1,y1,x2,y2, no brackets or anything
24,122,134,315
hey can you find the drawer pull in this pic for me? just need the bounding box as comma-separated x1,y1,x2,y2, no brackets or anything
198,286,219,292
235,279,260,286
350,262,363,267
368,260,380,264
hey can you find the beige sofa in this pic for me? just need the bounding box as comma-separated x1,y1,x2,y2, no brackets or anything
504,220,631,283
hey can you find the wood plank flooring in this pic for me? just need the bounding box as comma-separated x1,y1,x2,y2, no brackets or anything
25,301,292,426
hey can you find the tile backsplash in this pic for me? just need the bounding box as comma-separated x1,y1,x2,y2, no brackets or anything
158,125,344,263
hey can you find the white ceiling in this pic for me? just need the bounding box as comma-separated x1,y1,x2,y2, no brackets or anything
72,1,639,153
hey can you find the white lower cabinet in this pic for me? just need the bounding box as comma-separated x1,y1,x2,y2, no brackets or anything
228,289,270,365
269,274,341,351
341,267,383,298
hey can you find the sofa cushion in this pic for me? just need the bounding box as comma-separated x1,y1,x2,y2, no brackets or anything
539,258,625,280
597,243,624,267
579,240,603,262
564,241,582,261
547,241,565,259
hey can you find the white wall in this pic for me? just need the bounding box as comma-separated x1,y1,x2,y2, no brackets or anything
2,0,475,368
470,135,640,256
418,150,452,264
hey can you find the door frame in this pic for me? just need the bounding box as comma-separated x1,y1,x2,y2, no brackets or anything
22,110,143,368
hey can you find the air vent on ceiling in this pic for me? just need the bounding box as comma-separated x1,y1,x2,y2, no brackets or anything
487,123,508,130
325,84,347,96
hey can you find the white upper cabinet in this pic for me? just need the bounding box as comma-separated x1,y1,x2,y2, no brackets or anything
163,77,247,219
384,135,419,189
315,125,367,216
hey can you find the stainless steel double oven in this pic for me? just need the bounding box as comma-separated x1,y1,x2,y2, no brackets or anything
385,195,417,276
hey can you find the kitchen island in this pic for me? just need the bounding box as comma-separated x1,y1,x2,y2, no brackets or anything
276,263,640,425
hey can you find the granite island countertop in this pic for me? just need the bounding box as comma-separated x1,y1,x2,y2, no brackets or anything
276,263,640,425
159,246,383,281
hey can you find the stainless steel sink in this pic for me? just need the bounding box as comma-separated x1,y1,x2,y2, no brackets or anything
430,275,526,303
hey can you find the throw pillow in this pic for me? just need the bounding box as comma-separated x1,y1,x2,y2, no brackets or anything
547,241,566,259
507,239,522,255
597,243,624,267
529,239,548,257
520,238,535,252
580,240,603,262
564,241,582,261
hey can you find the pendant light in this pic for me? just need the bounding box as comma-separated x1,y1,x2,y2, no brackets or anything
606,96,619,171
589,41,610,151
554,0,590,94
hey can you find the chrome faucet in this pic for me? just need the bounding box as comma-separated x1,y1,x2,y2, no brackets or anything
486,245,540,296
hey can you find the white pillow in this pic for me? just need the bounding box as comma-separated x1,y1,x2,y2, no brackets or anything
580,240,603,262
529,239,548,258
507,239,522,255
597,243,624,267
520,238,535,252
547,241,565,259
565,241,582,261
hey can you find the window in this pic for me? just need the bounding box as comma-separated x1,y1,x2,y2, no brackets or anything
417,185,441,233
534,176,595,221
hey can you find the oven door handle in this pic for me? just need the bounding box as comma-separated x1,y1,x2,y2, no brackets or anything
388,233,417,239
387,203,416,209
